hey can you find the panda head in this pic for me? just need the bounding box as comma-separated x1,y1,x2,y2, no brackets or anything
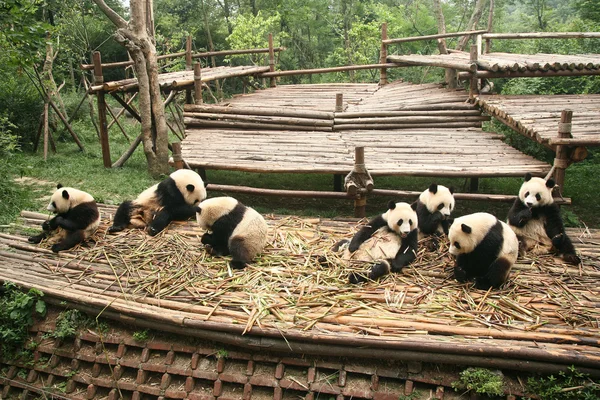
518,173,555,208
383,201,418,238
47,184,94,214
170,169,207,206
419,183,455,217
448,212,497,256
195,197,239,229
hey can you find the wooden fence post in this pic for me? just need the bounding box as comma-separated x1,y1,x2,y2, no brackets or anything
379,22,388,85
553,110,573,195
93,51,111,168
186,36,193,104
335,93,344,112
194,62,203,105
469,44,479,100
172,142,183,170
268,33,276,88
353,147,368,218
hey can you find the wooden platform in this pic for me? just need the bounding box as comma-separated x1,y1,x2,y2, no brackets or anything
476,94,600,148
2,206,600,376
182,81,550,177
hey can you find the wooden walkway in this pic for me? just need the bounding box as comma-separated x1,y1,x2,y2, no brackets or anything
182,81,550,177
2,207,600,376
476,94,600,148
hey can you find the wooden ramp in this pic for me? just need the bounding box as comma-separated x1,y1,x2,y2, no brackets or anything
182,81,550,177
2,207,600,378
475,94,600,147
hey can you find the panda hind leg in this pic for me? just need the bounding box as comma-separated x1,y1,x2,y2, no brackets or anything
109,201,133,233
551,233,581,265
28,231,49,244
474,257,512,290
229,237,252,270
349,261,390,284
52,230,85,253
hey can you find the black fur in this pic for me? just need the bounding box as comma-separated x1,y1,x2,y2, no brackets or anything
507,198,579,264
348,215,387,252
453,220,510,289
28,201,99,253
416,200,450,235
200,203,250,269
109,177,198,235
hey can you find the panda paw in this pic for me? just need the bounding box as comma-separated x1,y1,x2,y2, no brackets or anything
230,260,247,270
28,234,44,244
453,265,468,283
108,225,124,234
563,253,581,265
51,244,63,253
41,221,51,231
348,272,367,284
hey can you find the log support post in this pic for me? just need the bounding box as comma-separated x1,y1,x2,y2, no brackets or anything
172,142,184,170
268,33,276,88
469,178,479,193
345,147,374,218
379,23,388,85
194,62,203,105
334,175,343,192
93,51,111,168
186,35,193,104
553,110,573,196
469,44,479,100
335,93,344,112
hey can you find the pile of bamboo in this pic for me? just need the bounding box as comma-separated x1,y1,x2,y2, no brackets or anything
1,208,600,372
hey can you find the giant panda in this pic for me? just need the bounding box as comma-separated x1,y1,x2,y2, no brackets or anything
28,184,100,253
109,169,206,236
334,201,419,284
415,183,455,240
195,197,268,270
507,173,580,265
448,212,518,290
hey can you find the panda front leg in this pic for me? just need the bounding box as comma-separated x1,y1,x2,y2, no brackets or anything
474,257,513,290
453,256,470,283
28,217,57,244
52,230,85,253
148,209,173,236
201,233,230,256
109,201,133,233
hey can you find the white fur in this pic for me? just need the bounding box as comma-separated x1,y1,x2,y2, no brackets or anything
449,212,518,266
171,169,207,206
419,184,455,217
519,177,553,207
383,202,418,237
47,187,100,239
512,177,554,253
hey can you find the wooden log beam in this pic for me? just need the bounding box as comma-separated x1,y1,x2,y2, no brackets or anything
206,184,356,199
259,64,398,78
459,69,600,80
482,32,600,39
110,92,142,122
388,55,476,72
184,104,334,119
384,29,488,44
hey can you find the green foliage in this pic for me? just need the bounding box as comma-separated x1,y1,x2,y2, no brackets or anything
0,114,19,156
133,329,150,342
0,283,46,359
50,309,92,339
452,367,504,396
216,349,228,359
527,366,600,399
226,12,285,65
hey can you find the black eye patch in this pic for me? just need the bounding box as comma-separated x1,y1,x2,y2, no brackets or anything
397,219,403,226
52,201,56,208
454,242,461,249
437,203,444,210
535,193,541,201
409,219,413,225
525,191,530,197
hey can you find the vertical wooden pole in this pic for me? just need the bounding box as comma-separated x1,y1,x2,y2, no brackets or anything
379,23,388,86
469,45,479,100
553,110,573,196
172,142,183,170
335,93,344,112
43,102,49,161
194,62,203,105
268,33,276,88
469,178,479,193
485,0,494,54
354,147,366,218
93,51,111,168
186,36,193,104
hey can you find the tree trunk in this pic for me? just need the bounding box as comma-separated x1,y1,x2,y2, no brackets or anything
92,0,169,177
456,0,488,51
432,0,457,88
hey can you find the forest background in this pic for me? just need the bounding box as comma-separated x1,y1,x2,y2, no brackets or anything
1,0,599,227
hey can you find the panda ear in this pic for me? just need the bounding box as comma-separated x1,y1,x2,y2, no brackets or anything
546,178,555,188
524,173,532,182
62,190,70,200
428,183,438,194
448,186,455,195
410,201,418,211
461,223,472,234
387,200,396,210
57,183,63,189
186,184,195,192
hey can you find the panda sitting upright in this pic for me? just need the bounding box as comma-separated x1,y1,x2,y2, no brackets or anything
449,212,519,290
109,169,206,236
415,183,455,241
333,201,419,284
28,184,100,253
507,173,580,265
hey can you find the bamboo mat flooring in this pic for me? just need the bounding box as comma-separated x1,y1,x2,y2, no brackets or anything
2,206,600,372
476,94,600,147
182,81,550,177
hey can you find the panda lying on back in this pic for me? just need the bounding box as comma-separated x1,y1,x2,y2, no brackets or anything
29,184,100,253
333,201,419,284
507,173,580,265
109,169,206,236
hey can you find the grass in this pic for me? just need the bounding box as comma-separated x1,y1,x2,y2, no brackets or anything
2,99,599,229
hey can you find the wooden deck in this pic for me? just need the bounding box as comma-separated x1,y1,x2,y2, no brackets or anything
2,207,600,376
182,81,550,177
476,94,600,148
